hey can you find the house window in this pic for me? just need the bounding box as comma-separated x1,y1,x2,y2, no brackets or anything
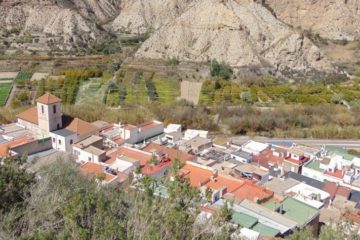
53,105,56,114
88,157,92,162
70,140,73,144
41,105,44,114
58,139,62,145
57,124,60,129
52,138,55,143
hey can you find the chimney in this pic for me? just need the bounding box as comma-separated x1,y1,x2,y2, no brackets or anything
316,193,321,201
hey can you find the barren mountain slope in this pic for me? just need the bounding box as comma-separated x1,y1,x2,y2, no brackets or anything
0,0,121,50
264,0,360,41
136,0,333,73
112,0,191,34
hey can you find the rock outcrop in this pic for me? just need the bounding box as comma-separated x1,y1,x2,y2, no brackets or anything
112,0,191,34
264,0,360,41
1,0,354,74
0,0,121,50
135,0,333,73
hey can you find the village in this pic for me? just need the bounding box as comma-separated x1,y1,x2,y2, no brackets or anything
1,92,360,239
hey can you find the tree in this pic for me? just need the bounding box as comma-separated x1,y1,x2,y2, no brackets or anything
218,201,233,223
210,59,233,80
286,228,315,240
205,188,213,202
0,157,34,214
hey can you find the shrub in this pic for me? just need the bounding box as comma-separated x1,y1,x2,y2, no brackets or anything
210,59,233,80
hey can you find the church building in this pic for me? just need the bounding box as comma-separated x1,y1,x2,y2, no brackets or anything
17,93,100,152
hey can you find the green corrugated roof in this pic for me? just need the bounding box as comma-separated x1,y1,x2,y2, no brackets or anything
265,198,318,226
325,146,354,161
251,223,279,236
306,160,322,172
231,212,258,228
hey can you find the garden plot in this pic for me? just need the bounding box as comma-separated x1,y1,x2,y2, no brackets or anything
76,78,107,104
0,83,13,106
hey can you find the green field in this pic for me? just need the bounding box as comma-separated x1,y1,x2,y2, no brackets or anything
76,78,108,104
124,76,148,105
0,83,13,106
105,70,180,106
15,71,33,85
152,76,180,104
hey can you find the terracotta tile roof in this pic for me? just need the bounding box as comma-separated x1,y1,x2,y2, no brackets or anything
180,163,274,203
252,150,285,169
141,158,172,176
36,92,61,105
105,146,172,177
180,163,244,193
80,162,117,183
124,124,137,130
105,146,152,165
137,121,161,132
143,143,194,163
111,136,125,145
336,186,352,198
180,164,213,187
284,156,310,166
17,107,38,125
0,135,36,157
231,181,274,203
325,169,344,179
323,181,351,200
207,174,244,193
66,118,99,136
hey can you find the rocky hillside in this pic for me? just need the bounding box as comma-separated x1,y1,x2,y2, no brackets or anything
264,0,360,41
0,0,121,51
112,0,191,34
1,0,360,74
135,0,333,73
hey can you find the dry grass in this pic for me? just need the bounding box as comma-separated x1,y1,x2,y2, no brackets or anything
30,72,49,81
0,72,18,79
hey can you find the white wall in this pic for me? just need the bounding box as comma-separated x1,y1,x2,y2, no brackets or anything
231,154,250,163
73,147,103,164
302,167,325,182
139,124,164,142
50,132,77,152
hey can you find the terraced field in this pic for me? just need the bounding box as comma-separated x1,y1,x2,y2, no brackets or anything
0,82,13,106
15,71,33,85
0,72,16,106
104,70,180,106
